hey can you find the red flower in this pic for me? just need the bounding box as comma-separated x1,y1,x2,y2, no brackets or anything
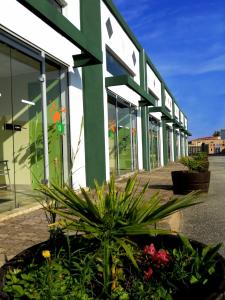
144,243,156,256
152,249,170,265
144,267,153,281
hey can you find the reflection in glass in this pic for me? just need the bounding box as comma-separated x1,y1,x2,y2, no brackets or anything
167,127,172,162
149,117,160,169
0,43,15,212
131,107,138,170
106,51,134,77
0,43,44,211
117,101,131,174
46,61,63,185
108,95,117,173
107,94,138,175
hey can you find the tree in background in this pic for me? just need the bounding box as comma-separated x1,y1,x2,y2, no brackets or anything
213,131,220,137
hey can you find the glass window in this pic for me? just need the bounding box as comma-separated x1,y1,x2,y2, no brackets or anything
0,42,44,212
106,51,134,77
46,61,64,185
149,117,160,169
107,93,138,175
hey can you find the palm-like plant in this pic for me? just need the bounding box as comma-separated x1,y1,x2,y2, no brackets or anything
38,174,200,294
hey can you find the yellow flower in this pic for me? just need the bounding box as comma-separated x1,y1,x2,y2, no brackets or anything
42,250,51,259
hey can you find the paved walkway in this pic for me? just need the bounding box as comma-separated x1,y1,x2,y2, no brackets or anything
181,156,225,256
0,157,224,266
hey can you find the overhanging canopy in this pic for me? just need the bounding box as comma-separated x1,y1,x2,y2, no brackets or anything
105,75,156,106
149,106,173,121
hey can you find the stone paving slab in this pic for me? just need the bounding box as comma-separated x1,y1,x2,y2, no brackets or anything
0,162,187,267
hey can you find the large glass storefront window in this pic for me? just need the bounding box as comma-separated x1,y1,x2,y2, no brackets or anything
107,93,138,175
0,38,69,213
46,61,63,185
149,117,160,169
167,126,173,162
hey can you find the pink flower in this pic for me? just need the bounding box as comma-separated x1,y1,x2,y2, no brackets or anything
144,243,156,256
152,249,170,265
144,267,153,281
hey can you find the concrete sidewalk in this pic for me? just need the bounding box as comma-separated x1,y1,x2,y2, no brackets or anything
1,157,224,266
181,156,225,256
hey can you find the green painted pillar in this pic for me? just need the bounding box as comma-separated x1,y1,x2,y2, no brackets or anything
141,107,150,170
140,49,150,170
80,0,106,186
161,83,168,166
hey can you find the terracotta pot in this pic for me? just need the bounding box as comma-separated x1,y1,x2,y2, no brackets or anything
172,170,211,194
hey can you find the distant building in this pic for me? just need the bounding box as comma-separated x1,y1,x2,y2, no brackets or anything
220,129,225,140
190,136,225,155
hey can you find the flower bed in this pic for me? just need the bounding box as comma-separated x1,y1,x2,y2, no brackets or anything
0,174,224,299
0,234,225,300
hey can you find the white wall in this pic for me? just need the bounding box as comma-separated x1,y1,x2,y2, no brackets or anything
146,65,162,105
174,103,180,120
180,112,184,125
68,67,86,189
101,2,140,85
165,90,173,113
0,0,81,66
62,0,80,30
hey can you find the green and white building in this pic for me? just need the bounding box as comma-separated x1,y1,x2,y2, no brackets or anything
0,0,190,212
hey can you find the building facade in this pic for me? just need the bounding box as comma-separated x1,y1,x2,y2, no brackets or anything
0,0,190,212
190,136,225,155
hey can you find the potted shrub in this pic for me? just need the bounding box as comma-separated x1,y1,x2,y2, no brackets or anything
0,175,224,299
172,155,211,194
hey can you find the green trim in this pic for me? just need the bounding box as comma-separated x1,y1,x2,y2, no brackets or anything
149,106,172,120
103,0,142,51
18,0,102,64
73,54,100,67
105,75,156,106
140,49,146,90
81,0,106,187
141,107,150,170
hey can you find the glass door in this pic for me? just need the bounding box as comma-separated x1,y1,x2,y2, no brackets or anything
167,126,172,162
0,42,44,211
0,43,15,212
131,107,138,171
107,93,138,175
108,95,117,173
149,117,160,169
46,61,63,185
117,100,131,174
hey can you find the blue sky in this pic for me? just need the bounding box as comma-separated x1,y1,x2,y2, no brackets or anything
113,0,225,139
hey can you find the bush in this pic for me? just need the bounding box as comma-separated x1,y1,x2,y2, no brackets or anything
179,156,208,172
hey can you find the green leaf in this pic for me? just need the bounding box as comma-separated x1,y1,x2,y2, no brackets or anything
190,275,199,284
179,234,195,255
115,238,138,269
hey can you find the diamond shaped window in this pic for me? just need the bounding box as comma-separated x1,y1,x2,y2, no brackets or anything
106,18,113,38
132,51,136,66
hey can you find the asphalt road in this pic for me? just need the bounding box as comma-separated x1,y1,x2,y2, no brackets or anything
181,156,225,256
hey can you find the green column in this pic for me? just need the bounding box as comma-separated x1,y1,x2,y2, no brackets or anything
161,84,168,166
141,107,150,170
80,0,106,186
140,49,150,170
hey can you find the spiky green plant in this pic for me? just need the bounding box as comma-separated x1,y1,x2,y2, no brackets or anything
38,174,200,294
